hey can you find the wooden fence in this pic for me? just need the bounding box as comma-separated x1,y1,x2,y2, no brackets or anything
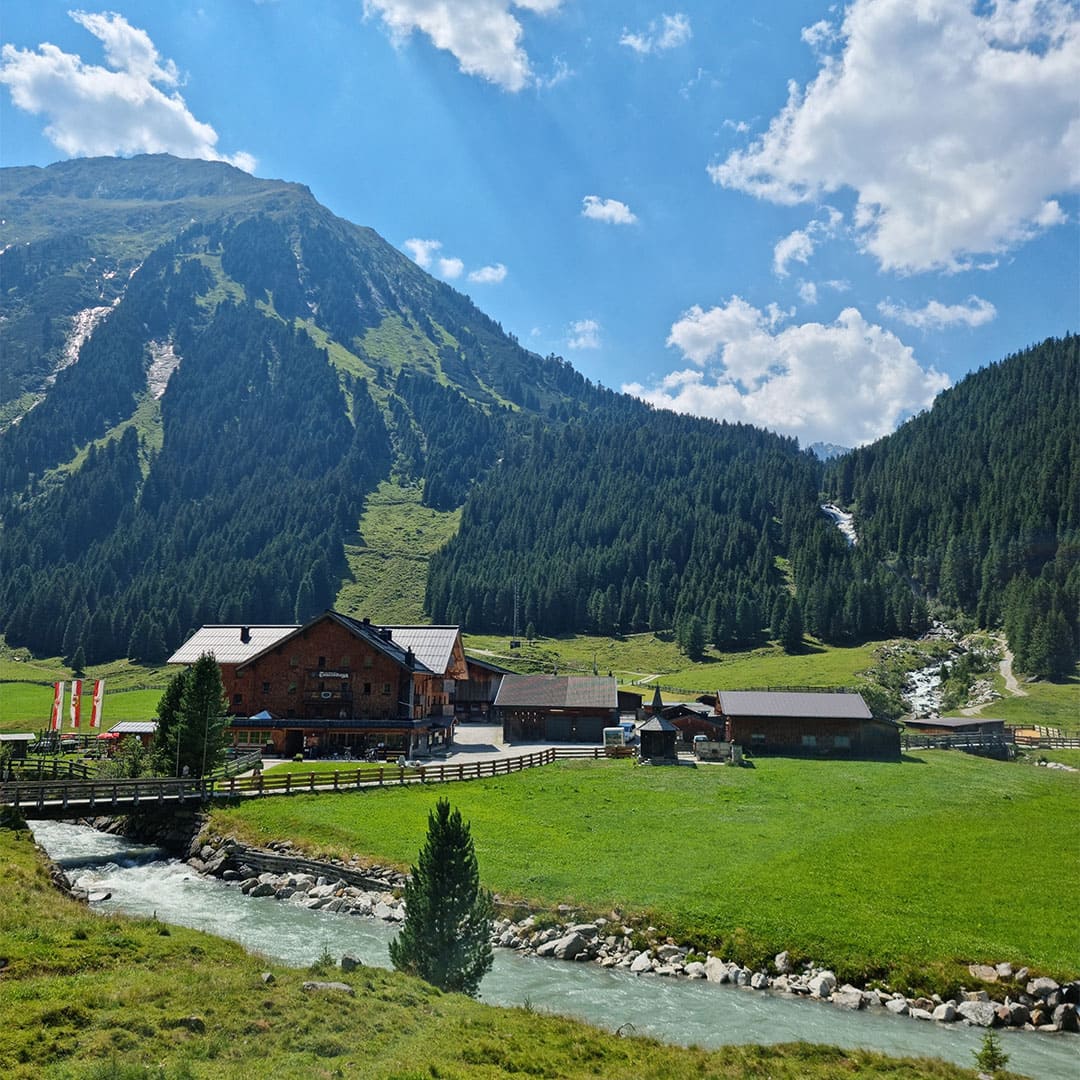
0,745,616,817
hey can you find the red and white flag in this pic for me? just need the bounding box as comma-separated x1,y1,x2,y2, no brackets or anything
50,682,65,731
89,679,105,729
70,679,83,728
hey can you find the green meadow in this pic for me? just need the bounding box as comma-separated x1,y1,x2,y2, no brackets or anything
0,824,988,1080
211,752,1079,997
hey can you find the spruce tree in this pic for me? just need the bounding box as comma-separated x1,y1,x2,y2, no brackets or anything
389,798,494,996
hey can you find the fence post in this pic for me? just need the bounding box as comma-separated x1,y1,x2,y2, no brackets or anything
333,771,340,791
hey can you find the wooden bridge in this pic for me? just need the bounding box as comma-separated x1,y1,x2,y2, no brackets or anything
0,746,611,820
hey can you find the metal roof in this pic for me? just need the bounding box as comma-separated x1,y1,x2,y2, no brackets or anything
904,716,1005,729
0,732,36,741
168,625,296,664
494,675,618,709
383,626,461,675
717,690,872,720
639,714,679,732
110,721,158,734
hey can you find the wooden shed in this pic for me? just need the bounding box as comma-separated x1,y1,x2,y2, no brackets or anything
638,714,679,761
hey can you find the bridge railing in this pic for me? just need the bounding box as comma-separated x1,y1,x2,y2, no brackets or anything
3,757,94,781
0,745,622,812
1,775,214,812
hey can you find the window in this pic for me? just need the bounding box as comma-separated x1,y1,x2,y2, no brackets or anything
382,682,391,695
801,734,817,747
318,656,326,668
340,656,350,668
834,735,851,749
262,682,270,693
751,733,765,744
233,694,242,705
364,656,374,668
289,656,298,667
288,681,297,693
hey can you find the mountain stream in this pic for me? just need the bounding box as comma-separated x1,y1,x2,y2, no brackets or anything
30,821,1078,1079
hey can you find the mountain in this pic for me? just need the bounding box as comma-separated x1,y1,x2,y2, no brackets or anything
1,155,1073,678
824,336,1079,676
806,441,851,461
0,155,825,663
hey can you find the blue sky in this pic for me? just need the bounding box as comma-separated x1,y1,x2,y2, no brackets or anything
2,1,1077,447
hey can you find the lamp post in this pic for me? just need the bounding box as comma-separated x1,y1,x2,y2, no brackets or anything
201,703,210,780
175,718,183,778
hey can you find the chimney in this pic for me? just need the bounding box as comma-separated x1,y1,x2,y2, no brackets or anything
240,626,251,644
362,617,370,625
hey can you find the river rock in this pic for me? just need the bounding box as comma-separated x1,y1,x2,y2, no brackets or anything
340,954,362,973
957,1001,998,1027
774,950,794,974
808,971,836,999
995,962,1014,980
832,985,864,1010
932,1002,957,1022
553,933,589,961
1053,1003,1079,1032
962,989,990,1002
750,972,770,991
566,923,599,941
1027,976,1059,999
250,882,276,898
704,956,730,983
630,951,654,974
968,964,998,982
684,962,706,979
885,998,909,1016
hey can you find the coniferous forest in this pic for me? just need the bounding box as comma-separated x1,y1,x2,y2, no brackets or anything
0,156,1076,678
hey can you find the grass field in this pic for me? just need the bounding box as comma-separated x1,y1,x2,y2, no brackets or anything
211,752,1079,996
963,673,1080,730
0,642,171,734
0,825,986,1080
336,479,461,624
463,632,892,695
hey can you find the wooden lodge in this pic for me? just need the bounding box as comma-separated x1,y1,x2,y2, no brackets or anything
495,675,619,743
716,690,900,761
168,611,471,759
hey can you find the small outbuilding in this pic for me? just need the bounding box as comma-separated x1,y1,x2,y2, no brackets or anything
108,721,158,749
0,733,36,761
638,714,679,761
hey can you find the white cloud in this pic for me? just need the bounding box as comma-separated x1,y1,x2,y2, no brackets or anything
878,295,997,330
581,195,638,225
438,256,464,279
711,0,1080,273
620,13,692,54
468,262,508,283
772,207,842,276
403,237,443,268
404,238,505,283
773,229,815,278
0,11,255,170
798,280,818,305
567,318,601,349
363,0,563,92
625,297,948,446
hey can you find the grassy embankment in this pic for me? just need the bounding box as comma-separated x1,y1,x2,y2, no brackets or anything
211,752,1079,999
0,823,990,1080
336,478,461,625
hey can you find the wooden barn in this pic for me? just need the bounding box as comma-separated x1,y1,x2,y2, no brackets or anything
716,690,900,761
638,713,679,761
169,612,468,760
494,675,619,743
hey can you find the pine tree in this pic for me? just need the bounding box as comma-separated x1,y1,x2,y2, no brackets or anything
389,799,494,996
154,654,227,778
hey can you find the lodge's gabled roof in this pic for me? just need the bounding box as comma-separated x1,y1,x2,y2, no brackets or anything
167,625,296,665
716,690,872,720
168,611,451,675
380,626,463,677
494,675,618,709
